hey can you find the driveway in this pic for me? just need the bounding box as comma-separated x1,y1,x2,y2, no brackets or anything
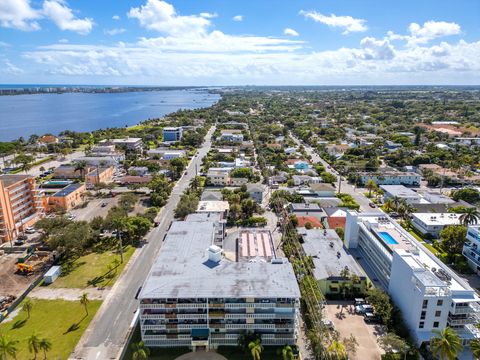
70,197,119,221
175,352,227,360
324,301,385,360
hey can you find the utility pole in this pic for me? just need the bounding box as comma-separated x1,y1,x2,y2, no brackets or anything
338,173,342,194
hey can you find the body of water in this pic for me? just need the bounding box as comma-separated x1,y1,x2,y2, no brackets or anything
0,89,220,141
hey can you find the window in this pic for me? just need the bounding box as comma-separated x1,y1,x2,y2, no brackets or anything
419,322,424,329
435,311,442,317
437,300,443,306
433,322,439,328
420,311,426,320
422,300,428,309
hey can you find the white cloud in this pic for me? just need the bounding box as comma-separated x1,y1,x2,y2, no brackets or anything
300,10,367,34
3,60,24,75
128,0,210,36
200,12,217,19
112,15,120,21
58,38,69,43
0,41,11,47
408,21,461,44
232,15,243,22
0,0,40,31
42,0,94,35
105,28,126,36
284,28,299,37
359,37,395,60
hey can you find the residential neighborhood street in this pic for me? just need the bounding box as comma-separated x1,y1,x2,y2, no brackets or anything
70,127,215,360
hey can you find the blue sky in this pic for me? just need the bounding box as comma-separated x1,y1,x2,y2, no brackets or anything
1,0,479,85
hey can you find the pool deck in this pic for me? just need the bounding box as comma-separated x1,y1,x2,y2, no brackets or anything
374,224,416,252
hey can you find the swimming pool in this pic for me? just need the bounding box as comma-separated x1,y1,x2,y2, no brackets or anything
379,231,398,245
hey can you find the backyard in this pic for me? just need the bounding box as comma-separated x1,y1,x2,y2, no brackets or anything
0,298,101,359
50,245,135,288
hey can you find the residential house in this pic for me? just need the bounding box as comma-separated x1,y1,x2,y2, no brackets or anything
246,183,265,204
412,213,462,238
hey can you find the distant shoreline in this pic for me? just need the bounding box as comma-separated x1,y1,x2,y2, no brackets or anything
0,85,215,97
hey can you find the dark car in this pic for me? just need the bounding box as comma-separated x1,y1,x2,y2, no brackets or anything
369,203,376,208
101,202,108,207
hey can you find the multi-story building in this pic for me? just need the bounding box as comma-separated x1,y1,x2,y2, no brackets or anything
0,175,44,243
463,225,480,274
380,185,421,204
411,213,462,238
138,218,300,350
358,171,421,186
206,168,231,186
219,133,244,143
163,127,183,142
44,183,85,211
345,212,480,350
99,137,143,151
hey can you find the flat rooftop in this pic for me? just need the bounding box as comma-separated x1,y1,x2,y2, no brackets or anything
238,230,275,262
299,228,365,280
139,220,300,299
0,174,32,187
197,201,230,213
290,203,323,212
380,185,419,198
355,212,476,294
52,183,83,197
412,213,462,226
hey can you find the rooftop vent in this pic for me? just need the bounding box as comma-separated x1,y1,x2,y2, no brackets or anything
207,245,222,263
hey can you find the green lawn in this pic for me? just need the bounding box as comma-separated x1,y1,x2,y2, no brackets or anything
51,246,136,289
0,298,101,360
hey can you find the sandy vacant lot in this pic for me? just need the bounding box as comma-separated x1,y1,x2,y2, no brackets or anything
324,301,385,360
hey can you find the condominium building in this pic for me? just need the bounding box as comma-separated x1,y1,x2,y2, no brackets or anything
138,218,300,349
411,213,462,238
462,225,480,274
163,127,183,142
345,212,480,349
0,175,44,243
99,137,143,151
358,171,421,186
380,185,421,204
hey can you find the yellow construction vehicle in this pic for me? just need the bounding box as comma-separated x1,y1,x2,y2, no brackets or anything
16,263,33,274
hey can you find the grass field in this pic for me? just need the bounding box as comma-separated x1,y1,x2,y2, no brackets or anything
0,298,101,360
51,245,136,289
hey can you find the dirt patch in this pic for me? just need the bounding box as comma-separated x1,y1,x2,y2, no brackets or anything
324,301,385,360
29,287,108,301
0,253,42,298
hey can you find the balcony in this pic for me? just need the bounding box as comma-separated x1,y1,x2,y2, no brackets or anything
209,303,225,308
209,311,225,319
451,303,480,315
448,315,478,326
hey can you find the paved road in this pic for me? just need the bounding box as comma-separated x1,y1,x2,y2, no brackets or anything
70,127,215,360
7,151,85,177
290,133,374,213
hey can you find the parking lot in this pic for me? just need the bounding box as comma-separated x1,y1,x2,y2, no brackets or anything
324,301,385,360
70,197,119,221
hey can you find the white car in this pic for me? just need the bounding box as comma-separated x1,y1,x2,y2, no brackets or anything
25,227,36,234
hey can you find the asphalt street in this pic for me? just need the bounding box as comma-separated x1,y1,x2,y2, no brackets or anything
289,133,375,213
70,126,215,360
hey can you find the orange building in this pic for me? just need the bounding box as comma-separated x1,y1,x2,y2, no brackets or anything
0,175,44,243
45,183,86,212
85,166,114,186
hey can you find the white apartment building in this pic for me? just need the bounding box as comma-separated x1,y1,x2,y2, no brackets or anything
380,185,421,204
99,137,143,151
463,225,480,274
411,213,462,238
358,171,421,186
345,212,480,351
206,168,231,186
219,133,244,142
138,218,300,349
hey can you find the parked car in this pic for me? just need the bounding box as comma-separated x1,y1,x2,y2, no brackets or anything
25,227,36,234
369,203,376,208
101,202,108,207
322,319,334,329
355,304,373,314
354,298,366,306
363,312,381,324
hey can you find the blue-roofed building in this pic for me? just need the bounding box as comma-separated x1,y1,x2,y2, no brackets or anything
163,127,183,142
46,183,85,211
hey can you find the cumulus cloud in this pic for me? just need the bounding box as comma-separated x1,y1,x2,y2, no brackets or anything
42,0,94,34
200,12,217,19
112,15,120,21
388,21,461,46
128,0,210,36
232,15,243,22
284,28,299,37
0,0,40,31
105,28,126,36
359,37,395,60
300,10,367,34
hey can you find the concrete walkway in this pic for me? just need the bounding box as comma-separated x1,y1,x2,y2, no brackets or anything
175,352,227,360
29,287,109,301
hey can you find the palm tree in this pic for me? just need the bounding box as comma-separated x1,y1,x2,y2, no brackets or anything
27,333,41,360
391,196,402,212
397,202,415,222
74,160,88,179
248,339,263,360
22,299,33,320
470,338,480,359
430,327,463,360
326,340,347,360
131,341,150,360
366,179,377,198
460,207,480,226
281,344,294,360
111,216,125,263
39,337,52,360
79,293,90,317
0,334,18,360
